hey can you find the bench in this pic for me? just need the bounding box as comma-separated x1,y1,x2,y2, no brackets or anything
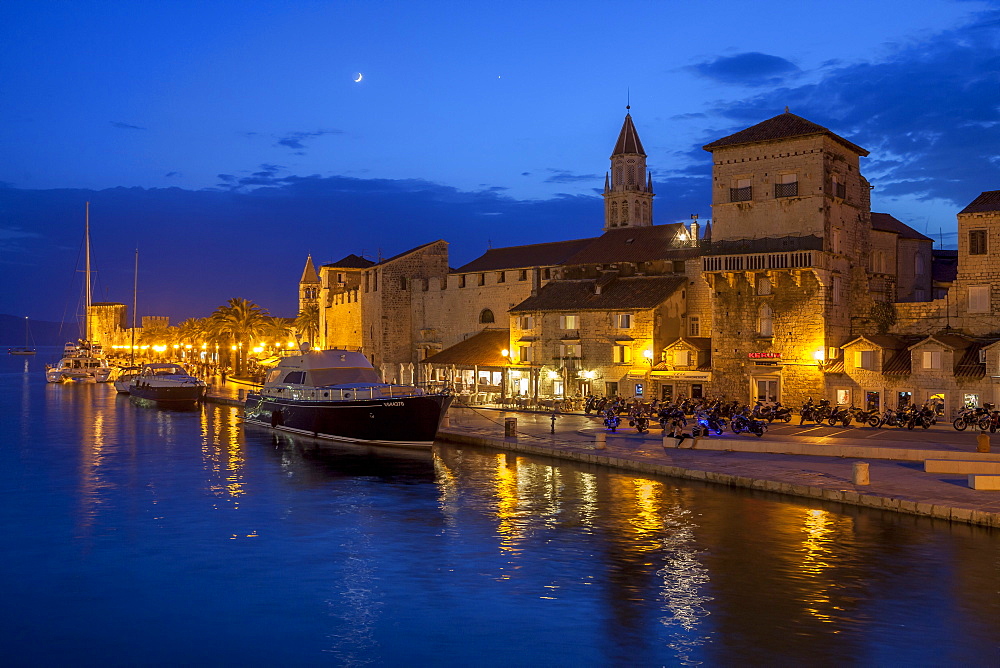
968,475,1000,490
924,459,1000,475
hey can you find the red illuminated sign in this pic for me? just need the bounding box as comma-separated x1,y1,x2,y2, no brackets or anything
748,352,782,359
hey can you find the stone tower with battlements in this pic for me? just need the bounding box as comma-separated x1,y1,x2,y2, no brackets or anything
602,110,654,231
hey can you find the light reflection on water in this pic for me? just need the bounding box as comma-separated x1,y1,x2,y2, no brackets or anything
2,353,1000,666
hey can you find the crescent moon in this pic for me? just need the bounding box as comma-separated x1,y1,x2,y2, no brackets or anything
354,73,363,83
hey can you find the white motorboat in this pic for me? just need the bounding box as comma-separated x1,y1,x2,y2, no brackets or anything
128,363,207,408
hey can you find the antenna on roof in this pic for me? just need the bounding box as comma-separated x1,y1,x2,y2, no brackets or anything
487,238,492,249
784,106,790,113
626,87,630,113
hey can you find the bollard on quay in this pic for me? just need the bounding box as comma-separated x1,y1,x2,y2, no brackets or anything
504,417,517,439
595,432,606,449
978,431,991,453
853,461,870,485
550,413,557,434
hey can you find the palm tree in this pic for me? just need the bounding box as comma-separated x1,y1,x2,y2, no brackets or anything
294,304,320,349
210,298,270,375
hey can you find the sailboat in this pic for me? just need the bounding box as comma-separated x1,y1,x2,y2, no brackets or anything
8,317,36,355
45,203,114,383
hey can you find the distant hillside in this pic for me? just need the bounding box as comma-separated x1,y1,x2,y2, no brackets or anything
0,314,78,347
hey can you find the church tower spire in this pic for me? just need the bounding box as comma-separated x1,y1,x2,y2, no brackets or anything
603,108,654,231
298,254,321,315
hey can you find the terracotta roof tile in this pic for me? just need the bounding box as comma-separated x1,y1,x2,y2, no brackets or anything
959,190,1000,214
323,254,375,269
511,275,685,313
422,329,510,367
453,238,595,273
560,224,698,265
870,213,933,242
882,349,912,375
955,344,986,379
702,112,868,156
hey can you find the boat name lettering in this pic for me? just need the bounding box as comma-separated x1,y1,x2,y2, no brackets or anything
384,401,404,407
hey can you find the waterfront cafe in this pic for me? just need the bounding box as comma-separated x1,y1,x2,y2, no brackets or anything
421,329,510,405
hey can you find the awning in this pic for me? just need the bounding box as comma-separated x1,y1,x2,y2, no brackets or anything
627,368,648,379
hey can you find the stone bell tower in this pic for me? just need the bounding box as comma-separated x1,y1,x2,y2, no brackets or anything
603,108,654,231
298,254,320,315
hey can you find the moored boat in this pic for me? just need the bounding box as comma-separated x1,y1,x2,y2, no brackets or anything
8,317,36,355
45,341,114,383
243,347,452,447
128,363,208,407
113,366,143,393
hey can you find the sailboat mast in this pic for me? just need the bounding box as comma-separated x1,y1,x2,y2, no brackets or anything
84,201,92,342
131,248,138,365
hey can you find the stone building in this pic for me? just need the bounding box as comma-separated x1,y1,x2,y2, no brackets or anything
302,108,991,411
87,302,127,347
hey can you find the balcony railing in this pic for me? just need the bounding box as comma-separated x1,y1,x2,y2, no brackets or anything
774,182,798,198
703,250,818,272
730,186,752,202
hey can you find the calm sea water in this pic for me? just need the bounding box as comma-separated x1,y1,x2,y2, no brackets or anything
2,350,999,666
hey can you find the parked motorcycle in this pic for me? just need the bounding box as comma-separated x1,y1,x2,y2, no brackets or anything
603,410,621,432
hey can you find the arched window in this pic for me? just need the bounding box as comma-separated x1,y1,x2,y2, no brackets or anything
479,309,495,324
621,201,629,222
758,303,773,337
610,202,618,225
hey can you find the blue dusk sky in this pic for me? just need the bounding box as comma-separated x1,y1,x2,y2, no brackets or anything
2,0,999,323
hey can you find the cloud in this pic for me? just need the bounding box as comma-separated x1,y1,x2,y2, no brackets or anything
110,121,146,130
695,10,1000,210
690,52,800,87
544,169,600,184
165,171,180,178
275,129,342,150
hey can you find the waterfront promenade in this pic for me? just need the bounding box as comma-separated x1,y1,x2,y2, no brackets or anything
204,378,1000,528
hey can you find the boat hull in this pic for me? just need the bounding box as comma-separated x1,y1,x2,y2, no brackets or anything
129,383,207,408
243,392,453,447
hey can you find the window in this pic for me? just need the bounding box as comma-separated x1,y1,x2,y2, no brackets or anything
775,173,798,198
560,314,579,329
459,275,466,288
969,285,990,313
832,229,842,254
979,349,987,364
479,309,495,324
673,350,690,367
854,350,876,370
831,174,846,199
478,273,485,286
970,229,988,255
730,178,752,202
689,316,700,337
617,313,632,329
897,391,912,409
922,350,942,369
836,389,851,405
559,343,580,357
497,271,505,283
520,315,534,329
518,345,534,363
757,276,772,295
399,277,407,290
758,303,773,337
832,275,843,304
613,345,632,364
519,270,528,281
915,254,926,277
